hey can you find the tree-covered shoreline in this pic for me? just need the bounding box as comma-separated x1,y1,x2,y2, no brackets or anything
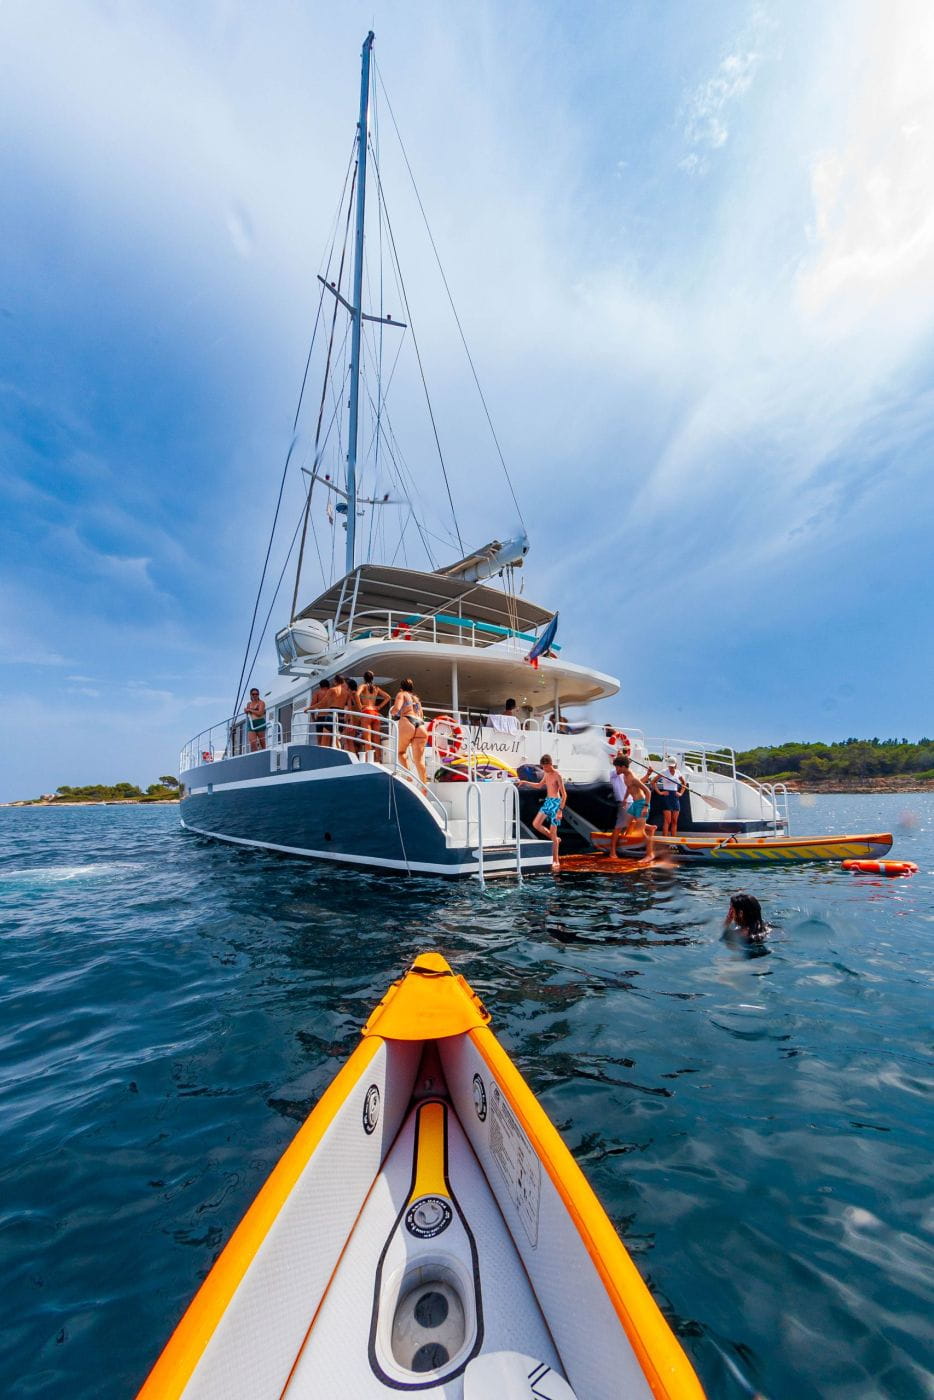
20,776,181,805
736,738,934,785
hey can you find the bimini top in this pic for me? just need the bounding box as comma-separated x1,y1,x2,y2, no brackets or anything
297,564,554,637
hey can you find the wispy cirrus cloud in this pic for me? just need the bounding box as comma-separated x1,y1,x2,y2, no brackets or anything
679,11,773,174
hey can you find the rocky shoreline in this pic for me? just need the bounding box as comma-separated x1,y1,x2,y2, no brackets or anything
782,778,933,795
3,799,180,807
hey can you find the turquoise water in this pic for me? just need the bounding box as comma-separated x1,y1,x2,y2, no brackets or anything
1,795,931,1399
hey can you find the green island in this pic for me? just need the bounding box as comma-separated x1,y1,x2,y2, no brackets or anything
734,737,934,791
16,776,181,805
9,741,934,806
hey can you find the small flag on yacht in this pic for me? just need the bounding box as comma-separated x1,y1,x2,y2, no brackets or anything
526,612,558,669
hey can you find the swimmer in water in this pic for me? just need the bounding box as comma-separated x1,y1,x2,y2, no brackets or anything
723,892,768,943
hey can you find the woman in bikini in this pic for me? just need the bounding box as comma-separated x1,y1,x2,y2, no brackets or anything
342,678,366,753
391,677,428,786
358,670,390,761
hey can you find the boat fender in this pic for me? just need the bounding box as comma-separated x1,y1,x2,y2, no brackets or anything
842,859,918,877
427,714,463,759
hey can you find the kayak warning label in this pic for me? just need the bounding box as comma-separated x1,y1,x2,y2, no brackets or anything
489,1081,540,1247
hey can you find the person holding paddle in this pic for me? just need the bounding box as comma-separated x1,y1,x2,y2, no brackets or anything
654,757,687,836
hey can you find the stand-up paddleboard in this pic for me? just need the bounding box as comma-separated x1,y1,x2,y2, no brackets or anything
590,830,894,864
139,953,705,1400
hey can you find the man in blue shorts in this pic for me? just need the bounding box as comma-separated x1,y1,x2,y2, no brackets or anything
609,755,656,859
517,754,567,871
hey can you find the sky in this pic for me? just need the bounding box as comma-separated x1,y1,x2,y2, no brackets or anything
2,0,933,799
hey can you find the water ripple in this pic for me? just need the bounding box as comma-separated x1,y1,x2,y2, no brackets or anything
0,795,932,1397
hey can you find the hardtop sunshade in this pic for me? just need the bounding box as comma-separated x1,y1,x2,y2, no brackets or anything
297,565,554,636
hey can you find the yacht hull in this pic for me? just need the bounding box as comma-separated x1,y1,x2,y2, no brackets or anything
180,746,551,878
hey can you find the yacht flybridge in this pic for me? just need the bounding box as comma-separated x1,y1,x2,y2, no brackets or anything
178,33,786,878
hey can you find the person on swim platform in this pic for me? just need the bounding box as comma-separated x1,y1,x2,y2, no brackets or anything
517,754,567,871
391,678,428,786
244,688,267,752
608,755,656,860
654,757,687,836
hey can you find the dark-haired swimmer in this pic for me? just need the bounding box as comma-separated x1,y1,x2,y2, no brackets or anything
723,892,768,943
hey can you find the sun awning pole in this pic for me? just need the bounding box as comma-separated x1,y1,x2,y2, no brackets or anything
451,661,460,726
553,679,560,731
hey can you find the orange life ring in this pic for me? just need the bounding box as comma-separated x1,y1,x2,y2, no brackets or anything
391,623,412,640
607,730,631,755
427,714,463,760
842,859,918,877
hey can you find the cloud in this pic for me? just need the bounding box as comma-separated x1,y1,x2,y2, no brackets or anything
679,12,772,172
796,0,934,340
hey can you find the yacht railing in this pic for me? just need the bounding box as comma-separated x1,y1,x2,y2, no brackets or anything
294,607,560,662
643,737,789,831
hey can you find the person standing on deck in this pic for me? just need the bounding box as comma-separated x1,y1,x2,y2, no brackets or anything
244,689,267,752
303,679,330,746
326,674,351,751
391,678,428,787
359,671,390,761
343,678,365,753
654,757,687,836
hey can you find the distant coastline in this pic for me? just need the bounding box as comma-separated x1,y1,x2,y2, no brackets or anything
4,777,181,807
784,777,934,795
3,797,180,807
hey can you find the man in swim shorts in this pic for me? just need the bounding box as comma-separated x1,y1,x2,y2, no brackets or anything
517,754,567,871
244,688,267,752
608,755,656,860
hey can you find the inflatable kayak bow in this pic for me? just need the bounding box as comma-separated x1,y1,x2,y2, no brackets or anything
139,953,704,1400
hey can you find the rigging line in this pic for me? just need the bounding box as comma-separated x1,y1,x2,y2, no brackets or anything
353,321,455,557
241,501,312,705
292,135,358,437
291,158,359,618
230,433,301,723
368,145,464,555
357,361,439,567
374,62,527,533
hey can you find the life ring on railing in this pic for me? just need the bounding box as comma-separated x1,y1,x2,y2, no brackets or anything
427,714,463,760
201,750,213,764
842,859,918,877
391,623,412,641
607,730,631,755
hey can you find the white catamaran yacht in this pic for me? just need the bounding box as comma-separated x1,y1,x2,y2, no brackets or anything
178,33,787,879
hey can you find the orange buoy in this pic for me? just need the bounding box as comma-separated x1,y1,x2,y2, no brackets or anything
842,859,918,877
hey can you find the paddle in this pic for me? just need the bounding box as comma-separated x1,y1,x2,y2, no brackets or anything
631,759,731,811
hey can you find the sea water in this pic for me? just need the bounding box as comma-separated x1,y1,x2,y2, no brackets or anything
0,795,931,1399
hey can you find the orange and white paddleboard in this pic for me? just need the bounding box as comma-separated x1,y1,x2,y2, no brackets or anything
138,953,705,1400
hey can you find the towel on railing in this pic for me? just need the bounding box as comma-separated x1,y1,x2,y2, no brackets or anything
486,714,520,734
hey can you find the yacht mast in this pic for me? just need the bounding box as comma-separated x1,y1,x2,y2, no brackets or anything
345,30,374,576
